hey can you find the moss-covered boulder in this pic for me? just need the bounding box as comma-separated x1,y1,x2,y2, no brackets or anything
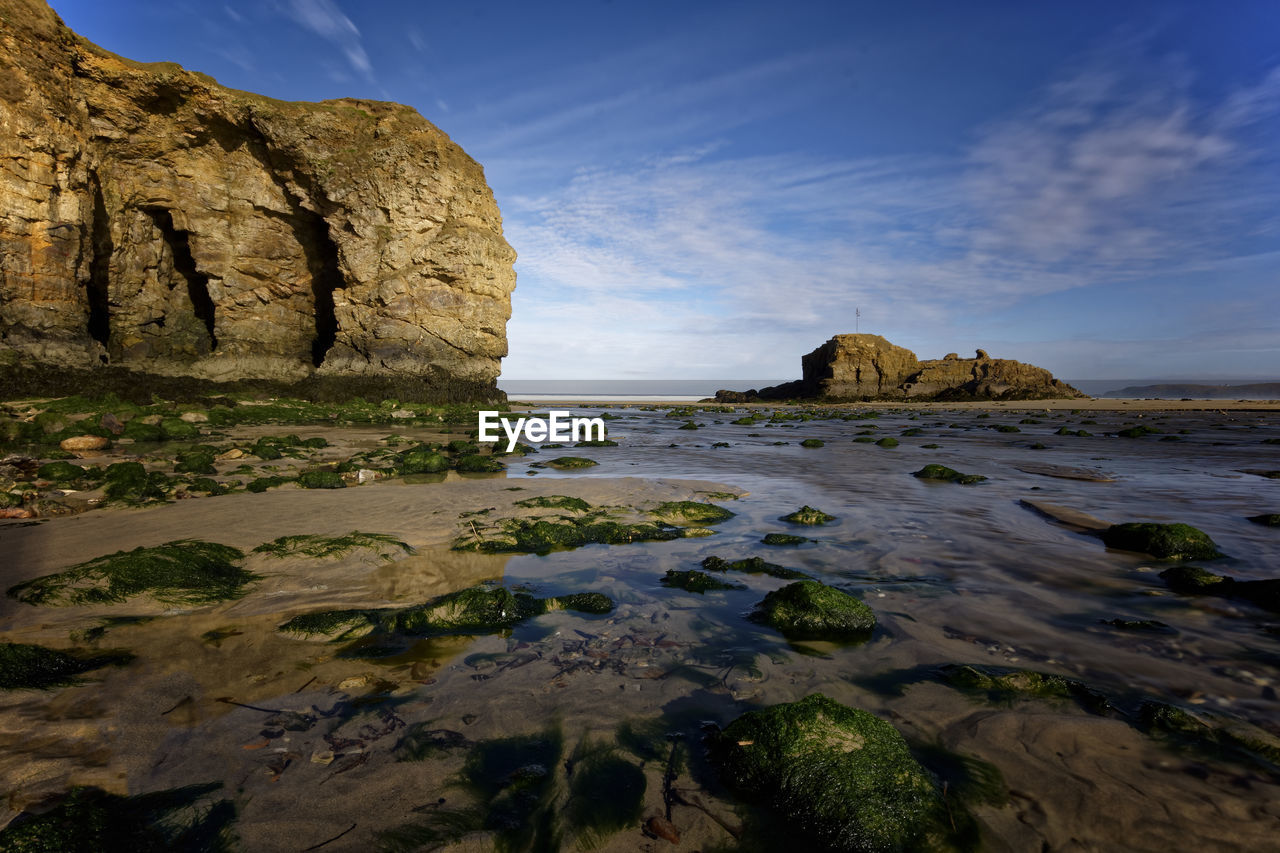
122,419,164,441
102,461,171,503
1100,522,1224,560
752,580,875,639
36,460,88,482
712,694,943,852
800,438,825,448
660,569,744,593
875,437,899,448
7,541,253,607
781,505,836,525
174,447,218,475
649,501,734,526
912,464,986,485
158,417,200,441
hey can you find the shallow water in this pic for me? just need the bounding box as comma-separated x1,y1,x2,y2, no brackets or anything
2,404,1279,851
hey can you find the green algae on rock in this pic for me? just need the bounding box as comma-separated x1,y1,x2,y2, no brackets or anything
0,641,133,690
701,555,809,580
781,505,836,525
278,586,614,642
8,540,253,607
252,531,412,560
1159,566,1280,613
1138,701,1280,770
711,694,943,853
800,438,825,448
395,446,450,474
1246,513,1280,527
649,500,735,525
542,456,598,469
762,532,811,546
1099,522,1224,560
102,461,172,504
939,664,1110,714
296,470,345,489
0,782,236,852
514,494,591,512
456,514,684,554
752,580,875,639
660,569,745,593
912,464,987,484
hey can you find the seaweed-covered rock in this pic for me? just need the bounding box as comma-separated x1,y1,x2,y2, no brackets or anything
102,461,171,503
0,641,132,689
279,585,614,640
712,694,943,852
1099,522,1224,560
297,470,345,489
1247,513,1280,527
762,532,810,546
396,446,450,474
7,540,253,606
543,456,598,469
875,437,899,448
912,464,986,485
1138,701,1280,768
455,453,504,473
514,494,590,512
701,555,809,580
649,501,734,526
800,439,825,448
752,580,875,639
660,569,744,593
939,664,1110,713
781,505,836,525
36,460,87,482
174,446,217,475
0,783,235,851
1159,566,1280,613
159,418,200,441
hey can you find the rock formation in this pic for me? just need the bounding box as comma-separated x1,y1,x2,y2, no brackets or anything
715,334,1084,402
0,0,515,399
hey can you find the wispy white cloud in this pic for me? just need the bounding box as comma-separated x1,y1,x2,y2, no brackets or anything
497,47,1280,379
281,0,373,82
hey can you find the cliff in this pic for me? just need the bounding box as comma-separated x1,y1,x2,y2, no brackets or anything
0,0,515,399
715,334,1085,402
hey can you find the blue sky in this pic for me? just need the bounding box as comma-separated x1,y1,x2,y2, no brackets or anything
50,0,1280,380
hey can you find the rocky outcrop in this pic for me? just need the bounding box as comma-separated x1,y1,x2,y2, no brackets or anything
715,334,1084,402
0,0,515,398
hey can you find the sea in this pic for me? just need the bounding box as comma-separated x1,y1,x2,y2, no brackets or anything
498,377,1279,401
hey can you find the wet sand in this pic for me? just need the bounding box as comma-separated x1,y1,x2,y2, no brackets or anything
1,401,1279,851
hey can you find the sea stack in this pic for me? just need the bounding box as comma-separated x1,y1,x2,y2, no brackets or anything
716,333,1084,402
0,0,515,399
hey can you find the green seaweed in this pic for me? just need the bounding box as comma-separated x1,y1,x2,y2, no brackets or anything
296,470,345,489
514,495,591,512
456,454,505,473
245,475,292,493
711,694,944,853
912,464,987,484
395,446,449,474
660,569,745,593
800,438,825,448
762,533,810,546
781,505,836,525
0,783,236,852
102,461,171,503
701,555,809,579
0,642,133,690
938,664,1110,713
1099,522,1224,560
173,446,218,475
36,461,88,482
542,456,598,469
564,744,646,847
875,437,899,448
649,501,735,525
7,540,253,607
252,531,412,560
751,581,876,640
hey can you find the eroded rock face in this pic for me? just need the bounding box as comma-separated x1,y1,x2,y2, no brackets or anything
0,0,515,392
718,333,1084,401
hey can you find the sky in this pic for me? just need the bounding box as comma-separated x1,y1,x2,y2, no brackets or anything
48,0,1280,380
